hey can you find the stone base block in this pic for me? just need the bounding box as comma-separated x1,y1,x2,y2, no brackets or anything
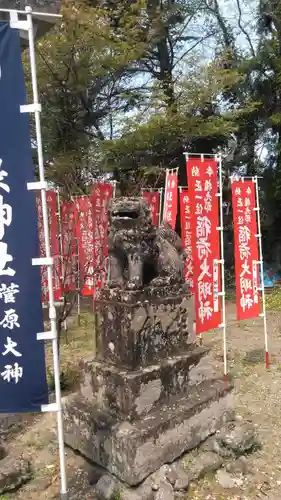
63,379,233,485
95,284,192,369
78,347,219,420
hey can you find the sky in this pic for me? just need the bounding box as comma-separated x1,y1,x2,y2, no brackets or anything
103,0,264,156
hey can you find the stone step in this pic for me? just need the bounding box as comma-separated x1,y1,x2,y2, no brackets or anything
78,347,219,420
63,378,233,485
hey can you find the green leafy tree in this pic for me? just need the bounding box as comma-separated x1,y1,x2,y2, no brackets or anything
24,0,149,193
101,60,253,192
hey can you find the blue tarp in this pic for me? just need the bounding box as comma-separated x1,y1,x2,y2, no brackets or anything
262,264,281,288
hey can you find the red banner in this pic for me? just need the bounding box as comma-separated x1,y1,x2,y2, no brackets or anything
163,170,178,229
61,201,78,292
187,157,221,334
180,189,194,292
232,180,260,320
36,191,62,303
142,191,160,226
75,196,95,296
92,183,113,289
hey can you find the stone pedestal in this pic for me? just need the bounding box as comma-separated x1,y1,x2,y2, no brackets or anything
64,379,233,485
63,284,233,486
95,284,192,369
78,346,211,420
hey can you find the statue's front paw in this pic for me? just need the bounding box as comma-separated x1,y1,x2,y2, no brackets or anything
127,278,142,290
150,277,166,287
151,274,179,286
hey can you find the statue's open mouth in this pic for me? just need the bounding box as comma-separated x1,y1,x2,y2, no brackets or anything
112,210,139,220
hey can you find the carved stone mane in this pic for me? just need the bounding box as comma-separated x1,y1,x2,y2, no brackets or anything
108,197,186,290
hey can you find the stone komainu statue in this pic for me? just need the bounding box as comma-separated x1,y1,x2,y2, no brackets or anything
108,197,186,290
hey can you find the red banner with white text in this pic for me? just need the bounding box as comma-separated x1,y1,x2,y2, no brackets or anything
61,200,78,292
92,183,113,289
232,180,260,320
36,191,62,303
180,189,194,292
142,191,160,226
187,158,221,334
75,196,95,296
163,170,178,229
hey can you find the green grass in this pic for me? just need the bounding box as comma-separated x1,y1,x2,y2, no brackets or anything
110,491,121,500
46,311,94,392
225,289,236,301
266,288,281,310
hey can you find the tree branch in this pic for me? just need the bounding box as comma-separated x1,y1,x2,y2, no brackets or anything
236,0,255,57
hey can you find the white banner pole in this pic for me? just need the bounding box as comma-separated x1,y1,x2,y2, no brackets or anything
0,7,62,18
56,189,67,332
112,180,117,200
162,170,169,222
253,176,269,368
216,153,227,376
24,6,68,498
198,158,204,346
184,154,198,342
56,188,63,292
158,187,163,226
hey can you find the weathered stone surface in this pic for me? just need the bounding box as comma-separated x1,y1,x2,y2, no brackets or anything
201,418,254,460
95,474,119,500
174,493,186,500
95,474,146,500
202,435,235,458
0,440,7,459
186,452,223,482
186,295,196,343
107,198,186,291
0,414,30,440
96,286,191,370
94,197,193,370
121,490,144,500
165,467,179,487
64,196,238,492
96,469,170,500
154,480,174,500
226,456,249,475
94,438,253,500
216,469,243,489
188,353,218,386
63,379,233,485
216,469,237,489
163,464,190,491
79,347,209,419
173,469,190,491
0,455,33,494
216,421,258,455
135,466,168,499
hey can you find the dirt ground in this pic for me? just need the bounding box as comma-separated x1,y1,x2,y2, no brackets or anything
4,300,281,500
189,302,281,500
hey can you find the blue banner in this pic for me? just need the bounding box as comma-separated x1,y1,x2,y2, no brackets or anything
0,23,48,412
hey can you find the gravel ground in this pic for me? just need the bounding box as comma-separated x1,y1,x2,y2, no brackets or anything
189,302,281,500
